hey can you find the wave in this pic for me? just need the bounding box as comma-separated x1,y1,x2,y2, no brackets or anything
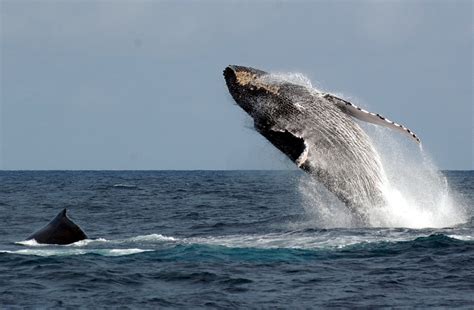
183,231,472,251
0,248,151,257
9,229,473,258
3,233,471,261
112,184,139,189
446,234,474,241
15,238,108,247
15,234,177,248
124,233,177,243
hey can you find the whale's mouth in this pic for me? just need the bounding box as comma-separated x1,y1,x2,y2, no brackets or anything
259,127,308,167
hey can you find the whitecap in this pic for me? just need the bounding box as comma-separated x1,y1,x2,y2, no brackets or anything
447,234,474,241
16,238,109,247
113,184,137,189
1,248,152,257
67,238,108,247
184,231,415,250
125,233,177,243
15,239,46,247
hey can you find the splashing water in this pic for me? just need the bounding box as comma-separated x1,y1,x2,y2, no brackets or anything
299,134,467,228
263,72,468,229
365,125,467,228
261,72,314,89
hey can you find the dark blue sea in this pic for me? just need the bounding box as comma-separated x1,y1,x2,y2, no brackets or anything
0,170,473,308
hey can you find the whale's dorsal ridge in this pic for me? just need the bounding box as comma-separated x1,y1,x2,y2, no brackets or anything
49,208,68,226
27,209,88,245
53,208,67,220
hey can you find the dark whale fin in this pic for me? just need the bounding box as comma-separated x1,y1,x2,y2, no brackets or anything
323,93,421,144
27,209,88,245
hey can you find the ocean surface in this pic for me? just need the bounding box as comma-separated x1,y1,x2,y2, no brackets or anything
0,170,473,308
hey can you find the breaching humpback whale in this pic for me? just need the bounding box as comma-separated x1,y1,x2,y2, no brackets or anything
27,209,87,245
224,65,419,220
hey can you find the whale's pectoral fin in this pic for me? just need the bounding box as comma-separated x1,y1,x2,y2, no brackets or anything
323,93,421,144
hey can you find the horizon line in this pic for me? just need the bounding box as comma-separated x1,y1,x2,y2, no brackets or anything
0,169,472,172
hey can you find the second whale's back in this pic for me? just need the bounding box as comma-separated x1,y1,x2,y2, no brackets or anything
28,209,87,245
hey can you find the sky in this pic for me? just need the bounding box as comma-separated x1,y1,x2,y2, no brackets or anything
0,0,472,170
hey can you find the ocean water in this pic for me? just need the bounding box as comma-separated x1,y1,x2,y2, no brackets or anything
0,170,473,308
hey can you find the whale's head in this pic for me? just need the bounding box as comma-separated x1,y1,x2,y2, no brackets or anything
224,65,272,117
223,65,295,128
224,65,309,166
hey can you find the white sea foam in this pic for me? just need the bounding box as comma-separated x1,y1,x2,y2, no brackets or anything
15,239,45,246
107,248,151,255
124,233,177,243
181,229,466,250
16,238,108,247
67,238,108,247
18,231,414,251
7,229,471,256
1,248,151,257
447,234,474,241
14,235,177,250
